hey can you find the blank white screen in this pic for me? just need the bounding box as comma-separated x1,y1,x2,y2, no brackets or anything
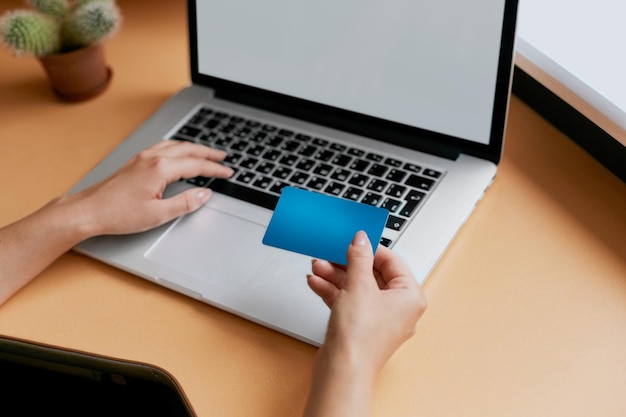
197,0,506,145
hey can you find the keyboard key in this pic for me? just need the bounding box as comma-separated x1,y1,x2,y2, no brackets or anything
235,127,251,137
366,152,384,162
347,148,365,157
405,189,426,202
246,145,265,156
282,140,301,152
361,192,382,206
188,116,204,126
312,138,328,147
380,237,393,247
404,163,421,173
386,168,407,182
240,157,258,169
262,149,282,161
381,197,402,213
386,215,406,231
214,137,233,148
253,176,273,189
384,157,402,167
330,143,346,152
203,118,220,129
325,182,345,196
219,123,236,134
296,159,315,171
266,136,284,147
273,166,292,179
332,154,352,167
298,145,317,156
177,125,202,138
330,168,350,181
350,159,370,172
386,184,406,198
367,179,388,192
348,173,369,187
256,162,275,174
423,168,442,178
405,174,434,191
251,131,268,142
307,177,327,190
279,154,298,166
315,149,335,161
270,181,289,194
231,140,248,151
367,163,388,177
199,131,214,143
400,197,422,217
313,163,333,176
343,187,363,201
223,152,242,165
290,172,310,185
236,171,256,184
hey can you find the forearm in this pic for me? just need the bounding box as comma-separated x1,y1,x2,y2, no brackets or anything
0,194,96,305
304,346,377,417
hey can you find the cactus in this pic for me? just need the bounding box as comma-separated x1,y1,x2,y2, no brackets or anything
1,11,61,56
29,0,71,18
0,0,120,56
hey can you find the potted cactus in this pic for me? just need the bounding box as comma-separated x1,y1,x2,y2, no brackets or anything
1,0,121,101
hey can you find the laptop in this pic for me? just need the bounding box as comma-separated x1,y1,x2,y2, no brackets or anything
0,336,194,416
71,0,519,345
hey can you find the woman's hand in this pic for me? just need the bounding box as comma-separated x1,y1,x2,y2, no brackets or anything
73,139,234,236
304,231,427,417
0,140,232,305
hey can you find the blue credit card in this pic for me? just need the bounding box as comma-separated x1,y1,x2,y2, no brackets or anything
262,187,389,265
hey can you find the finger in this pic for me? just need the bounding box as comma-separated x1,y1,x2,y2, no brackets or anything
311,259,347,289
151,140,229,162
345,230,375,291
373,246,417,289
147,187,213,226
146,139,174,150
306,274,339,308
158,157,234,184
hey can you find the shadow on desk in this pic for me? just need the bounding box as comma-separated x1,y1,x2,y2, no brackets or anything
0,335,194,417
504,98,626,261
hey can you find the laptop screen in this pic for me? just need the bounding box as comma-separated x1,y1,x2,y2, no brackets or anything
191,0,517,161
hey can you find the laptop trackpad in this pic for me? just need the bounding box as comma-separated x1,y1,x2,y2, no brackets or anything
144,207,274,291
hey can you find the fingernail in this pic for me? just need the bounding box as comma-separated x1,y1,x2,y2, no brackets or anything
353,230,369,246
197,189,211,204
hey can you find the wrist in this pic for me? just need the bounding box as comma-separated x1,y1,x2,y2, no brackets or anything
305,343,377,417
315,341,378,387
45,192,102,243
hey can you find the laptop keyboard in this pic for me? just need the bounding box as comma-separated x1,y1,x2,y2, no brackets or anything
169,106,445,247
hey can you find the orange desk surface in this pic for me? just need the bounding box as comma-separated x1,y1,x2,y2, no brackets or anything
1,1,625,416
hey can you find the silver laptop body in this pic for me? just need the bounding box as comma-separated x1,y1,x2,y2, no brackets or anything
71,0,519,345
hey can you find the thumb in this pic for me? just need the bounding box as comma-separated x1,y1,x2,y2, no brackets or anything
158,188,212,220
345,230,375,290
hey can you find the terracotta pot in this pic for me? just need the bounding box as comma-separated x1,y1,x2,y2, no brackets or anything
38,43,112,102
